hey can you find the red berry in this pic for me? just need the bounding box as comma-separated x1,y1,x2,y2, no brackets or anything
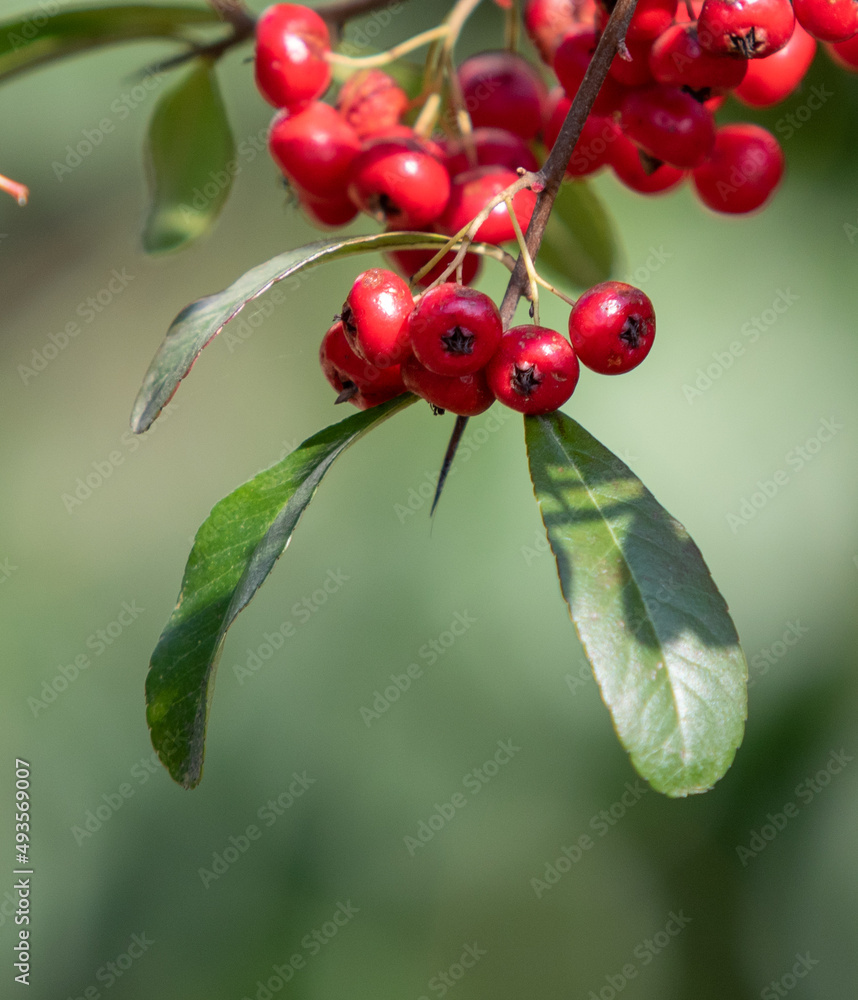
348,137,451,228
826,31,858,67
609,129,687,193
697,0,796,58
297,189,358,228
457,51,549,141
335,69,408,139
524,0,598,62
597,0,679,41
255,3,331,110
544,92,618,176
794,0,858,41
319,321,406,409
438,166,537,245
735,21,816,105
401,355,495,416
692,123,784,214
649,23,749,94
620,84,716,169
486,325,580,414
441,127,540,176
341,269,414,367
384,247,483,288
567,281,655,374
609,38,657,87
268,102,360,200
407,284,503,376
553,28,629,114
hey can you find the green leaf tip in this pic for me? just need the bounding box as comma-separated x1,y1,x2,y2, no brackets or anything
525,410,747,797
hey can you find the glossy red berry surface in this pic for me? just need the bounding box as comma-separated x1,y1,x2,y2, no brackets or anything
268,102,360,200
735,21,816,105
609,38,657,87
649,23,748,93
255,3,332,110
544,92,618,175
342,269,414,367
554,28,629,114
457,51,549,140
692,123,785,213
826,31,858,67
319,321,406,409
348,138,451,229
298,189,358,228
335,69,408,139
407,284,503,376
384,247,483,288
794,0,858,41
620,84,716,169
597,0,678,41
568,281,655,374
609,132,686,193
442,127,540,177
697,0,796,58
438,166,537,245
486,325,580,415
401,355,495,416
525,0,598,62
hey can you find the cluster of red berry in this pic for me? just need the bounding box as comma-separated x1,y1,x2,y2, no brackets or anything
320,269,654,416
529,0,858,212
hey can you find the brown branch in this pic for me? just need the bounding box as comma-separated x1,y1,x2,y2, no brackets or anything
499,0,639,326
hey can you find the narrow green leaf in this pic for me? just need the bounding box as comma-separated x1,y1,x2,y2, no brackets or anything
142,60,234,254
525,411,747,797
0,5,220,84
538,179,618,289
146,394,416,789
130,231,455,434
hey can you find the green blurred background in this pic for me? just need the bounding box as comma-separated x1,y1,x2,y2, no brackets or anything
2,1,857,997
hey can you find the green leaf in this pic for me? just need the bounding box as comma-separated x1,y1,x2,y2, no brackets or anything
146,394,416,788
538,179,618,289
0,5,220,84
130,231,458,434
142,60,234,254
525,411,747,797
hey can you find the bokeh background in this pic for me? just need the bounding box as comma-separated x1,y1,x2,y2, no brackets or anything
2,1,857,997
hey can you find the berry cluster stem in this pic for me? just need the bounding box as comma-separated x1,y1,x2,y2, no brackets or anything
499,0,639,326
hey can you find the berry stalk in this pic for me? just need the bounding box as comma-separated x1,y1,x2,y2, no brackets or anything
499,0,640,325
